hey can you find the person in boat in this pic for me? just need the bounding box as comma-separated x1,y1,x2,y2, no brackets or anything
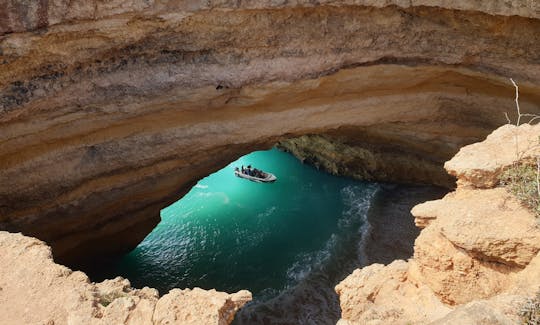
253,168,262,178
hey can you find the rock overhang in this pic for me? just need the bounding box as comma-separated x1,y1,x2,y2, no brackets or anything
1,2,540,264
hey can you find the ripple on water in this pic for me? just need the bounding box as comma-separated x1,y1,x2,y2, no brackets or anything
87,148,380,324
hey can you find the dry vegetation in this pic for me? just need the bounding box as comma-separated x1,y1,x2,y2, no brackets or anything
499,79,540,219
519,291,540,325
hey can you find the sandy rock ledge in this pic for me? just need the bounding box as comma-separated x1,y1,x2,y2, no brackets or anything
336,124,540,324
0,231,251,325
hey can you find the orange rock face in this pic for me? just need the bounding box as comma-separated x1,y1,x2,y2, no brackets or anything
445,124,540,188
336,123,540,324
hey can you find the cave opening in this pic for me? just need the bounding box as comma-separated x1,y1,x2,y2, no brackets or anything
81,145,448,324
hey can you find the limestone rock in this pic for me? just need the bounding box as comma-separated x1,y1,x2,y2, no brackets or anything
431,295,523,325
412,188,540,267
512,253,540,296
0,231,97,325
1,1,540,263
411,200,439,228
153,288,252,325
278,130,456,188
335,260,451,325
2,0,539,35
445,124,540,188
336,123,540,324
411,225,512,305
0,231,251,325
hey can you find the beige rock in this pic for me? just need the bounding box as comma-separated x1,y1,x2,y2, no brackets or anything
445,124,540,188
0,231,97,325
153,288,251,325
412,225,512,305
413,188,540,267
336,123,540,324
335,260,451,325
512,252,540,296
0,231,251,325
430,294,524,325
1,3,540,263
411,200,440,228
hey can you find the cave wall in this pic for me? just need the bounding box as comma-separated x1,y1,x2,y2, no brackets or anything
1,2,540,264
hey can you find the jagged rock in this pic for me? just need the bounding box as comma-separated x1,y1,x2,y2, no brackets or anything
1,1,540,264
278,131,456,188
335,123,540,324
153,288,252,325
411,225,512,305
0,231,251,325
445,124,540,188
2,1,540,324
335,260,451,325
431,295,523,325
412,188,540,267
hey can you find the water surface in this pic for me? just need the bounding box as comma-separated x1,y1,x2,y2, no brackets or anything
90,148,379,323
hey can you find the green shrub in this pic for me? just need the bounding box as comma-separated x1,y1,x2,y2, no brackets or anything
519,291,540,325
499,161,540,218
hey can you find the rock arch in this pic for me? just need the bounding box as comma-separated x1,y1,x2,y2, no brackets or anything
1,3,540,264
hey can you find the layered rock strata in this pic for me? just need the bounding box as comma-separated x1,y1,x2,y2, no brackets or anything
0,231,251,325
1,1,540,263
335,123,540,324
2,0,540,35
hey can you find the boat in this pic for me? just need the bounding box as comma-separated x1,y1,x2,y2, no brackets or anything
234,168,277,183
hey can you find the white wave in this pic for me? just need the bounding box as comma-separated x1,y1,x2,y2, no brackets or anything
340,184,379,266
194,184,208,189
284,184,379,286
285,234,338,285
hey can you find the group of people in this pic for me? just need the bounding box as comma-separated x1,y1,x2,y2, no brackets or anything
236,165,265,178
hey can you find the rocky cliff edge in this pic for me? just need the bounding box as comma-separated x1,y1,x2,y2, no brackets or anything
336,123,540,324
0,231,252,325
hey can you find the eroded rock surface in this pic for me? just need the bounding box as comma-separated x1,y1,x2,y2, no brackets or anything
2,0,540,35
335,260,451,325
2,1,540,264
278,130,456,188
445,123,540,188
0,231,251,325
413,187,540,267
336,123,540,324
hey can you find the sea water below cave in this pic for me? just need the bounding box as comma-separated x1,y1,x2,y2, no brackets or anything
90,148,381,324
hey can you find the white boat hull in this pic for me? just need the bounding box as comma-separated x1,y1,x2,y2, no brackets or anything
235,171,277,183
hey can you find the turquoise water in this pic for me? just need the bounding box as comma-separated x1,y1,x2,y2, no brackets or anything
90,148,378,323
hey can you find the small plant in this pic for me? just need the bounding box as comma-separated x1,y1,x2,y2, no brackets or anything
500,161,540,218
505,79,540,127
97,291,127,307
519,291,540,325
499,79,540,218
